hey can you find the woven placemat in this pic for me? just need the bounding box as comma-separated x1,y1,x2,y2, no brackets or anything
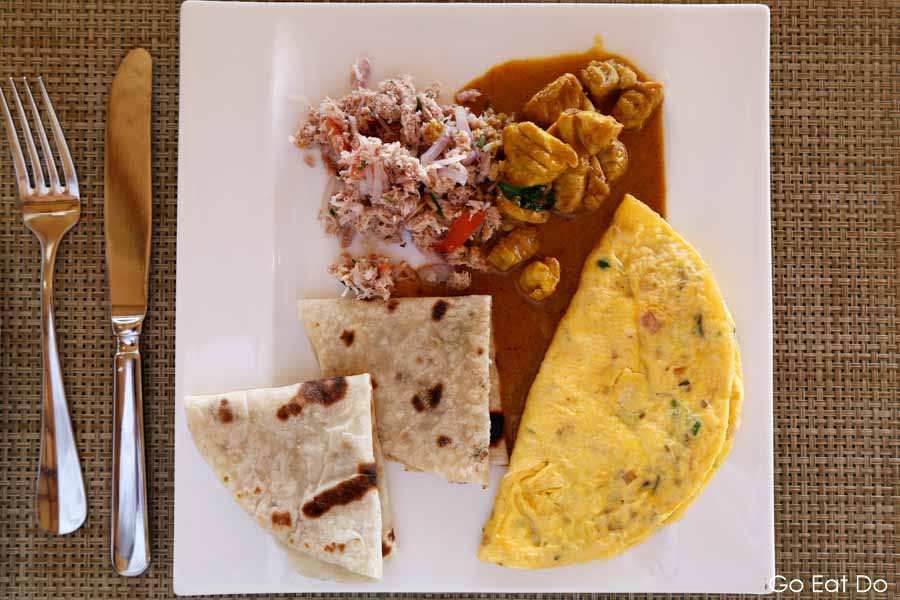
0,1,896,598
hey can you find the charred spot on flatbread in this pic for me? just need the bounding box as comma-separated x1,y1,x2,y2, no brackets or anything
217,399,234,423
412,384,443,412
371,377,379,390
271,511,292,527
301,462,378,519
382,542,392,557
431,299,450,321
428,384,443,408
387,299,399,312
388,529,395,542
276,401,303,421
301,376,348,405
339,329,355,346
324,542,347,553
489,411,505,447
437,435,453,447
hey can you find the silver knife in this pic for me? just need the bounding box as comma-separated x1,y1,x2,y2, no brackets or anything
104,47,152,577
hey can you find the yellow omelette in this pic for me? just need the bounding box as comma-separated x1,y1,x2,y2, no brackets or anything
478,194,742,568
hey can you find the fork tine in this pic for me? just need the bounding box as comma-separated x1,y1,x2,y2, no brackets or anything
0,86,31,196
8,78,45,194
23,77,61,192
37,77,78,196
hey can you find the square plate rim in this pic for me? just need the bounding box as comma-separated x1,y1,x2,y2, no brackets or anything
174,2,774,595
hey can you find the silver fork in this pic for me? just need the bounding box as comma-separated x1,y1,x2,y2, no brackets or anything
1,77,87,535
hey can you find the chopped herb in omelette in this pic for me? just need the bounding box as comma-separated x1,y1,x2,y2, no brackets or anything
597,259,611,269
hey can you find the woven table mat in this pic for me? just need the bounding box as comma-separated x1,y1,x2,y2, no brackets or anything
0,1,896,599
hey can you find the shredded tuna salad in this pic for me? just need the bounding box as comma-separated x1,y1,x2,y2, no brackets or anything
293,58,509,298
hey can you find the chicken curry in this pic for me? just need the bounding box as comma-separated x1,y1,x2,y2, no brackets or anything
397,46,667,447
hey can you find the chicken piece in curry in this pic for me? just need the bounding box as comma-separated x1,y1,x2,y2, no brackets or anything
580,58,638,104
488,227,541,271
518,257,560,301
500,122,579,186
550,110,623,156
521,73,595,128
457,51,663,306
598,139,629,182
612,81,664,130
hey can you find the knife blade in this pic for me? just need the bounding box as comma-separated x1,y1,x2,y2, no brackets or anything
106,47,152,317
105,47,152,578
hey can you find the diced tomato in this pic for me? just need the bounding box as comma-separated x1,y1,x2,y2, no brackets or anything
433,210,486,254
324,118,350,152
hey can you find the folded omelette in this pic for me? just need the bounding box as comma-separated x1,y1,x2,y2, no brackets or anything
479,194,742,568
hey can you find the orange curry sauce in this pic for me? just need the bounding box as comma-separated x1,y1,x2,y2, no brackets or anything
398,46,666,450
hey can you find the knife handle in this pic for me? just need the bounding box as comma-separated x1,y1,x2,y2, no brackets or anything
111,316,150,576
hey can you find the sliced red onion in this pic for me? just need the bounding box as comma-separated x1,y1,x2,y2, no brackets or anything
417,262,451,284
371,164,384,202
431,154,467,168
454,106,473,139
352,57,371,89
363,164,375,196
455,88,482,104
395,174,412,184
454,105,481,164
478,150,492,177
437,166,468,186
420,128,452,165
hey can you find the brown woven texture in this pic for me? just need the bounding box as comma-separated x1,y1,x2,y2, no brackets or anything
0,1,896,598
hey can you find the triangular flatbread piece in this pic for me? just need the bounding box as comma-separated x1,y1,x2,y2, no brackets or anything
185,374,390,579
298,296,492,485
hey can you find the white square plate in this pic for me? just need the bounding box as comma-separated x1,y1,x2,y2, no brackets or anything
175,2,773,595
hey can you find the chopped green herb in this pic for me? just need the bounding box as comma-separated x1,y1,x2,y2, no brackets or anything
694,314,704,337
651,475,661,494
498,181,556,211
328,207,337,217
475,135,487,149
669,399,680,416
553,555,562,561
597,259,611,269
427,191,445,218
360,159,368,168
679,380,691,387
415,96,423,112
691,420,702,436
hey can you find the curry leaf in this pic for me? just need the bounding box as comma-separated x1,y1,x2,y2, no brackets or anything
428,192,445,218
498,181,556,211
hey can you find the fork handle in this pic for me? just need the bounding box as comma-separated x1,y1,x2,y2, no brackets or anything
111,316,150,576
35,238,87,535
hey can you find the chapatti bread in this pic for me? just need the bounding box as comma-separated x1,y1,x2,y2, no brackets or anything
489,327,509,465
298,296,492,485
185,375,389,579
479,195,741,568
